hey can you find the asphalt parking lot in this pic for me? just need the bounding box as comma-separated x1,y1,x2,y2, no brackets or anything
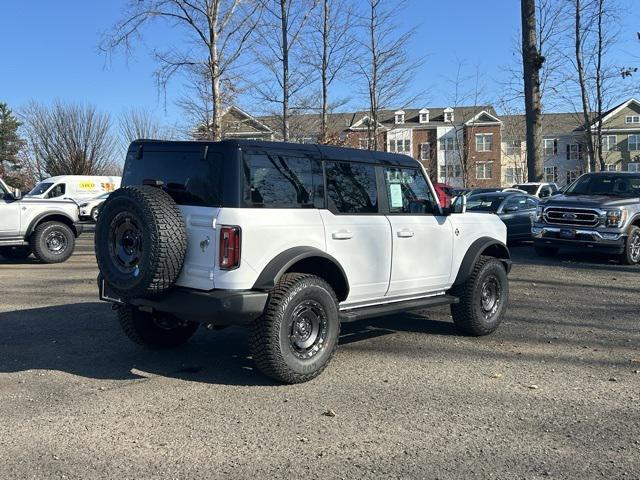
0,233,638,479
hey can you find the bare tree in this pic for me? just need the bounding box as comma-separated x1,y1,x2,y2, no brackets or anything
304,0,354,143
20,101,117,177
521,0,545,182
572,0,620,171
101,0,260,141
118,108,167,144
252,0,318,141
354,0,423,151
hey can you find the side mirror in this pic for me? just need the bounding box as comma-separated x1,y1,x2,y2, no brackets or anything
3,191,20,201
445,195,466,215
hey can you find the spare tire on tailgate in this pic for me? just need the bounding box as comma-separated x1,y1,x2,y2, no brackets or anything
95,185,187,299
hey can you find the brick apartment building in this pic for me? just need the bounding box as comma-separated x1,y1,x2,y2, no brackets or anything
216,97,640,188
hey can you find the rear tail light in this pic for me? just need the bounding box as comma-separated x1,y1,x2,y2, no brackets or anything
219,226,241,269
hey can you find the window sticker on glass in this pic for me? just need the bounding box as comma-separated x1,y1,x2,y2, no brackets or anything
389,183,403,208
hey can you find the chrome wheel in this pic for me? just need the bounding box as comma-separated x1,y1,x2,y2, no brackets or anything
480,275,501,319
289,300,328,360
45,231,68,255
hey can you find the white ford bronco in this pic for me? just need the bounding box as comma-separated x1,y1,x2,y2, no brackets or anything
95,140,511,383
0,177,84,263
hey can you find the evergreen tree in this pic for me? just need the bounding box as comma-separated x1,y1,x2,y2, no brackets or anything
0,102,24,177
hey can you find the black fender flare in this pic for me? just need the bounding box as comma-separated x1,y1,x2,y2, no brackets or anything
252,246,350,301
26,212,79,238
453,237,511,286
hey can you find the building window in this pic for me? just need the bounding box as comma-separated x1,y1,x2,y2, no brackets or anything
443,107,454,122
628,134,640,151
394,110,405,124
440,137,456,151
566,144,582,160
358,138,370,150
475,133,493,152
625,115,640,124
604,163,618,172
475,161,493,180
388,139,410,153
628,163,640,172
419,112,429,123
544,166,558,183
439,164,462,180
505,140,521,155
544,138,558,156
504,167,524,184
602,135,617,152
419,143,431,160
566,169,582,184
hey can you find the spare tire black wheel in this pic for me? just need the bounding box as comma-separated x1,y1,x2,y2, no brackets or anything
95,186,187,299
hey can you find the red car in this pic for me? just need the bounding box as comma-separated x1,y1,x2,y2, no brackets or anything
433,183,454,208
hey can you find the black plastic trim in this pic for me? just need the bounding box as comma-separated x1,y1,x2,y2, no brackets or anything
26,212,79,238
252,246,349,298
453,237,511,286
340,294,459,322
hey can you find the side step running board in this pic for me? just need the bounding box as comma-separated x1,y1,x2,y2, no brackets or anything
339,294,459,323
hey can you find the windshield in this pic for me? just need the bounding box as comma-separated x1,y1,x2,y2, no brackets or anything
28,182,53,196
514,184,539,195
466,195,506,212
565,174,640,197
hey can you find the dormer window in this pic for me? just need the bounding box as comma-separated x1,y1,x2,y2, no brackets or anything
444,107,454,122
395,110,405,124
419,108,429,123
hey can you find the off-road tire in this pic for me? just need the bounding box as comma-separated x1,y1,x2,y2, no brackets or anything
619,225,640,265
0,246,32,260
450,256,508,336
30,221,75,264
95,186,186,299
116,304,199,349
534,245,558,257
249,273,341,384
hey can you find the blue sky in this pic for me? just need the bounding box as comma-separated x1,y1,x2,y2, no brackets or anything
1,0,638,126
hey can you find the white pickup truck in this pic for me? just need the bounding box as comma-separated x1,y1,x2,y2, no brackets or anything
0,177,84,263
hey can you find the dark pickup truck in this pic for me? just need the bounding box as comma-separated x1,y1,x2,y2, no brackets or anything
532,172,640,264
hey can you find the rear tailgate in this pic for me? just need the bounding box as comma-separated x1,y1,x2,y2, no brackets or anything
175,205,220,290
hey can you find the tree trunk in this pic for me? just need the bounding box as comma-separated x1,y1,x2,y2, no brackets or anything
575,0,596,172
521,0,544,182
368,0,378,150
595,0,604,170
281,0,290,142
320,0,329,143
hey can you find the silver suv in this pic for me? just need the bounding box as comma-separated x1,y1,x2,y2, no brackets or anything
0,177,84,263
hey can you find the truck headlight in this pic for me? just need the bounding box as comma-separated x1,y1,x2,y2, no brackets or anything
605,209,627,227
536,206,544,221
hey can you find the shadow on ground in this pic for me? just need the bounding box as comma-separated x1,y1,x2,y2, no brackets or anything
0,302,460,387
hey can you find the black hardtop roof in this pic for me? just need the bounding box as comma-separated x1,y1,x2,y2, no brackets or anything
130,139,419,167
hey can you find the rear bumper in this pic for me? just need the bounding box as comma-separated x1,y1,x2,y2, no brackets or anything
532,225,626,254
98,276,268,326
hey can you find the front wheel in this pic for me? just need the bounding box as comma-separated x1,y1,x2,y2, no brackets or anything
30,221,75,263
116,305,199,349
450,256,509,336
620,226,640,265
249,273,341,384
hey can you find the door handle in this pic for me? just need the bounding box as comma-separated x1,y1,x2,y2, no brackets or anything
332,230,353,240
397,229,414,238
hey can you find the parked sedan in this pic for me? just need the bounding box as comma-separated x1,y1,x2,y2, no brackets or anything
466,192,539,242
79,192,110,222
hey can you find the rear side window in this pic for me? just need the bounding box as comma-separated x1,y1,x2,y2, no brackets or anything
325,161,378,214
242,153,323,208
122,149,224,207
47,183,66,198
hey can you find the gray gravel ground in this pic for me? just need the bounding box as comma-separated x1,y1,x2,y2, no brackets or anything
0,233,639,479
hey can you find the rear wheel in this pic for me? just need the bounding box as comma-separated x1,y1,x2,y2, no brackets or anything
450,256,508,336
534,245,558,257
0,246,32,260
30,222,75,263
249,273,341,384
620,226,640,265
116,304,199,349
